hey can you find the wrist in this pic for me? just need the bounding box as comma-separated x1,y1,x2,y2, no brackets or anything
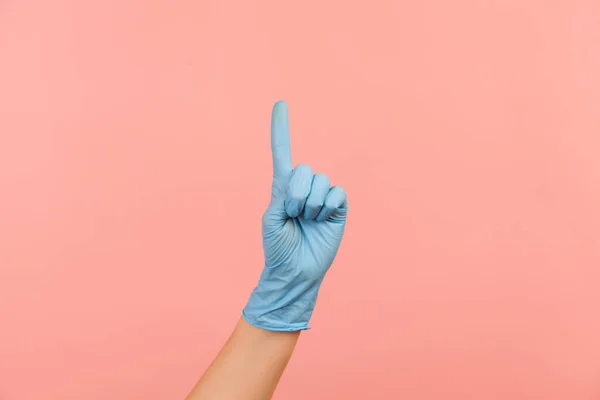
243,271,324,332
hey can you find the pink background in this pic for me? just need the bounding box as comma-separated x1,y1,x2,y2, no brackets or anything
1,1,600,399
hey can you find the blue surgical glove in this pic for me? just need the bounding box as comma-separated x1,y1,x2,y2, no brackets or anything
242,100,348,331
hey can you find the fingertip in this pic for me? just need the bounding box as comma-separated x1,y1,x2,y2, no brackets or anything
314,185,348,222
271,101,289,127
327,186,347,208
273,100,288,113
313,172,330,187
271,100,289,127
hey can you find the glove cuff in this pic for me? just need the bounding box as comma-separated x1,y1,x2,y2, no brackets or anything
242,269,323,331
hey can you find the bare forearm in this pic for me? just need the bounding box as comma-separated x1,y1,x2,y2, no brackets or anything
186,318,300,400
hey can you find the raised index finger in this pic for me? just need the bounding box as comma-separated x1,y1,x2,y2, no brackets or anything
270,100,292,179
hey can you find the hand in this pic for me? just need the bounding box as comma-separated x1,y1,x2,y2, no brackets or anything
242,100,348,331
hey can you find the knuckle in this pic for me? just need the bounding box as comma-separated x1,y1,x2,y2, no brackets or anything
294,164,313,174
287,193,305,204
314,172,330,183
333,185,345,194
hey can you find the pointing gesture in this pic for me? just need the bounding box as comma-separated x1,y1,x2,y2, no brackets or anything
270,100,293,194
243,101,348,331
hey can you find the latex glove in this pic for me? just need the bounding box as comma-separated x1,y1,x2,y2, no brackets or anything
242,100,348,331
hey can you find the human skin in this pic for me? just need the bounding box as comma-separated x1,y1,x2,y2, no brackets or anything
186,100,347,400
185,318,299,400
